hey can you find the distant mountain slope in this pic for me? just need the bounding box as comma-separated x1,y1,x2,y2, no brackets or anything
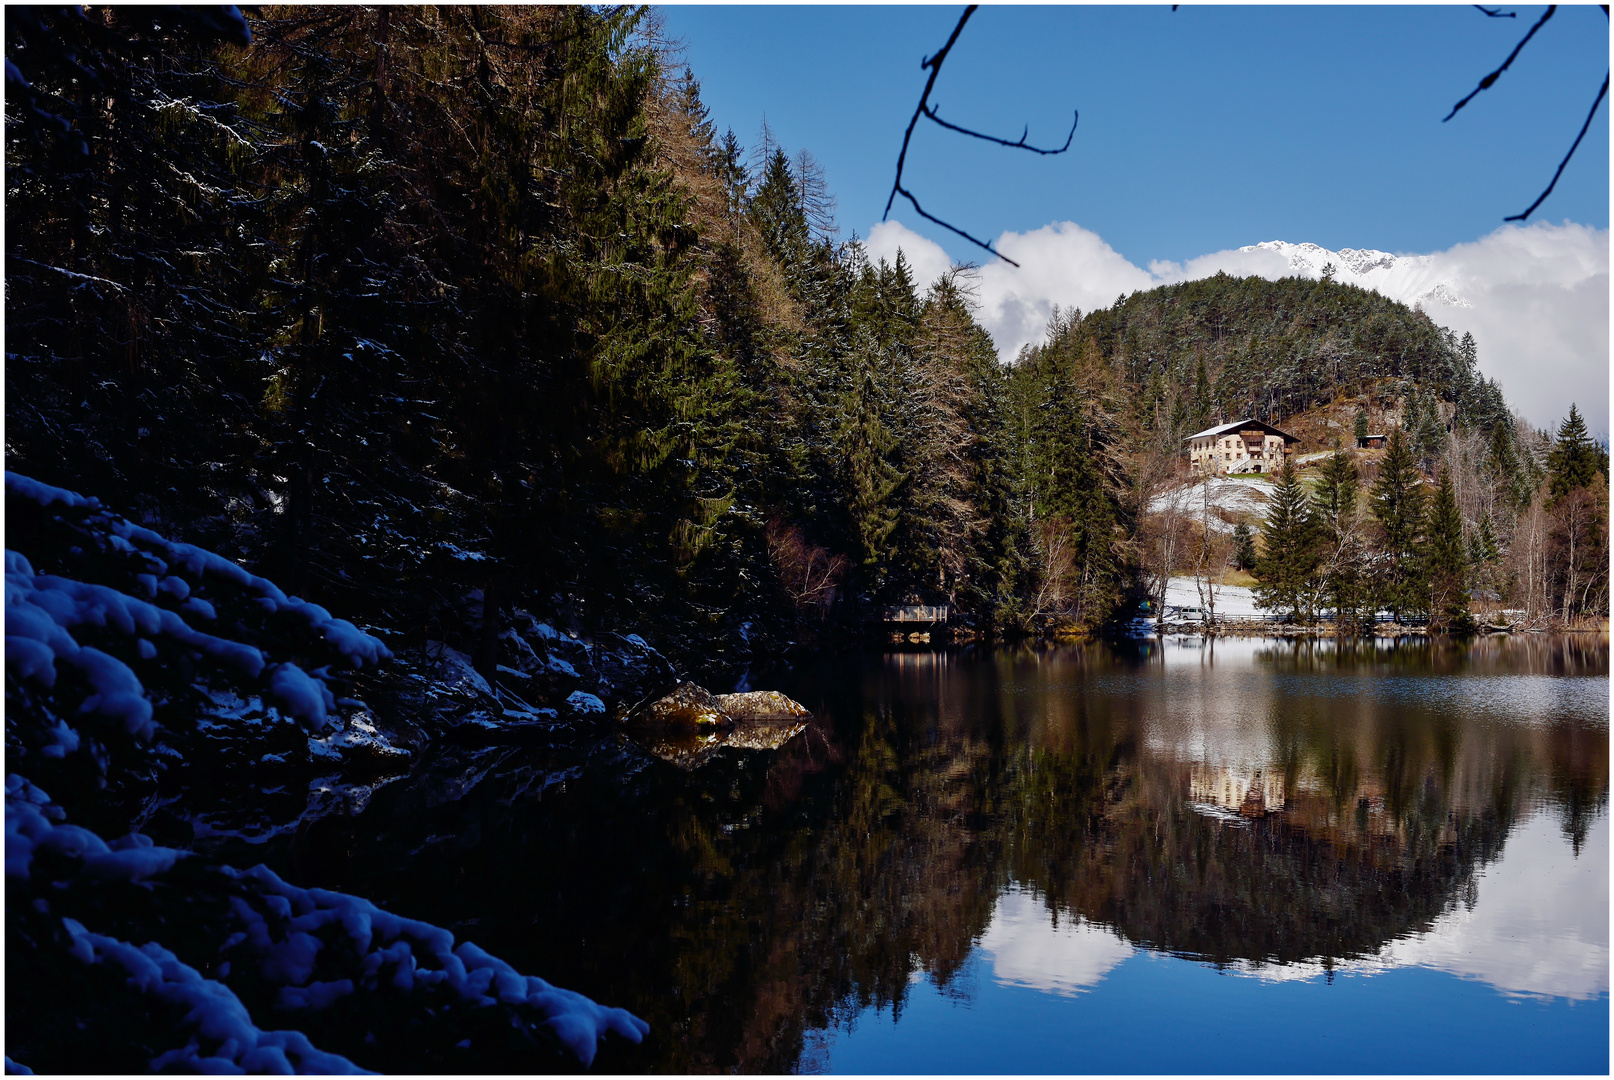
1240,241,1470,311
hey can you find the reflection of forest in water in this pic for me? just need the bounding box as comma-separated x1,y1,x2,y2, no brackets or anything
261,636,1608,1072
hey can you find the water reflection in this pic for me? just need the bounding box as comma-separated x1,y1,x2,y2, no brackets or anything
976,887,1133,996
243,636,1607,1072
975,811,1607,1003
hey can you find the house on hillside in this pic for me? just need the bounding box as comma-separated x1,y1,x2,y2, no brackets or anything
1185,419,1299,476
1357,432,1388,449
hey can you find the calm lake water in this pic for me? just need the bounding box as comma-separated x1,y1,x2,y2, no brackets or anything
250,636,1609,1073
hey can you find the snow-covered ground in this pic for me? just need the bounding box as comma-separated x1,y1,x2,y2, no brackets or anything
1160,577,1268,620
1147,477,1272,534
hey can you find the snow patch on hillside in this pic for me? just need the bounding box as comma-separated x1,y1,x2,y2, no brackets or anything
1162,578,1268,620
1148,477,1271,534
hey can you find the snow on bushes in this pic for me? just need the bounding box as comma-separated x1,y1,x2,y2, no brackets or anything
7,783,647,1072
5,474,648,1071
6,472,405,809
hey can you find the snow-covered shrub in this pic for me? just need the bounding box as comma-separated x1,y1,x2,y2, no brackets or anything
5,474,648,1071
6,472,404,828
7,779,647,1072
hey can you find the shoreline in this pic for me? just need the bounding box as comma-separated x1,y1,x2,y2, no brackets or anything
1151,623,1610,639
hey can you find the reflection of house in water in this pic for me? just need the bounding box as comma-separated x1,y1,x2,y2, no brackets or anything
1188,764,1289,817
1185,760,1416,841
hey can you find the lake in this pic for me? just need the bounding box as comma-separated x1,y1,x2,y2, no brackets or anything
238,635,1609,1073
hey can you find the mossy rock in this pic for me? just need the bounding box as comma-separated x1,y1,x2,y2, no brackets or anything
711,690,810,721
624,681,729,727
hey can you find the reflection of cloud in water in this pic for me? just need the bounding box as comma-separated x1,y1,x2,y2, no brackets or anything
1224,812,1609,1001
977,887,1135,996
1383,811,1608,1000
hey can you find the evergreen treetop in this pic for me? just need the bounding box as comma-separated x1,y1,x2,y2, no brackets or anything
1547,403,1607,499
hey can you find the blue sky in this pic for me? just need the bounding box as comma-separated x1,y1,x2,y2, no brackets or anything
657,5,1610,434
658,4,1608,265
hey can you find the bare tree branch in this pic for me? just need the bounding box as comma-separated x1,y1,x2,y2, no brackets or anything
1444,4,1556,122
922,105,1078,155
883,5,977,222
890,186,1021,267
1474,6,1517,17
884,4,1078,268
1506,70,1609,221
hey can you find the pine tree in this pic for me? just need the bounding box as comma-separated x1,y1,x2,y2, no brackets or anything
1425,466,1474,633
1547,404,1606,499
1232,521,1256,571
1192,355,1212,429
1416,393,1446,466
1254,459,1319,622
1311,451,1370,633
1354,408,1369,443
1402,388,1420,438
1370,429,1428,622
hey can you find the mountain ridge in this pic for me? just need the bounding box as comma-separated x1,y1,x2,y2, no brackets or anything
1238,239,1471,310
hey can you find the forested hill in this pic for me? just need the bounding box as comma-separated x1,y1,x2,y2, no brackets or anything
1044,272,1512,439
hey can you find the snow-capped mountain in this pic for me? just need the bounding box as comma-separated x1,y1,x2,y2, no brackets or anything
1238,240,1471,310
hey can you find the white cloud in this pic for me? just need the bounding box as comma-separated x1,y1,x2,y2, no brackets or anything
866,218,1609,434
1378,811,1609,1001
976,886,1135,996
1420,223,1609,437
863,220,955,296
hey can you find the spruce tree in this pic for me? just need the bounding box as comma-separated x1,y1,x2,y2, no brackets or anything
1370,429,1428,622
1311,451,1370,633
1468,512,1502,606
1232,521,1256,571
1416,395,1446,466
1354,408,1369,443
1547,404,1605,499
1254,459,1319,622
1425,466,1474,633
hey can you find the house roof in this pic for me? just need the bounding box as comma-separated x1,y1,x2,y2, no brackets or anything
1183,418,1300,444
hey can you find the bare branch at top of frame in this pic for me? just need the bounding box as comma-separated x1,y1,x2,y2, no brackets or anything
884,4,1078,268
1444,4,1556,122
1506,71,1608,221
922,105,1078,156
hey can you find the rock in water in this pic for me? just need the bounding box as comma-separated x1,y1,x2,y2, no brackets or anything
720,721,808,751
625,681,730,727
633,721,808,770
712,690,811,721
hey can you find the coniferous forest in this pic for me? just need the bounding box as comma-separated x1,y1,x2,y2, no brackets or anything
4,6,1609,1074
8,6,1607,659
